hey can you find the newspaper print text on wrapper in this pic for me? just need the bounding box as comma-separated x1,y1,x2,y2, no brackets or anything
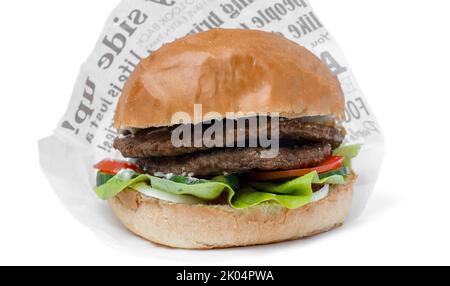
39,0,385,246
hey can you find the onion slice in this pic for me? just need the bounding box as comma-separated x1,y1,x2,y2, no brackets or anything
131,182,205,205
311,185,330,202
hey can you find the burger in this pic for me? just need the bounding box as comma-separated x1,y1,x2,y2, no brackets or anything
94,29,360,249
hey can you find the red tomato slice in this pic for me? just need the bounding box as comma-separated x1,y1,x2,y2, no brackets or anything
249,156,344,181
94,159,140,175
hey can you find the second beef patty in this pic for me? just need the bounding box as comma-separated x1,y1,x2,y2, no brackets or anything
137,143,332,176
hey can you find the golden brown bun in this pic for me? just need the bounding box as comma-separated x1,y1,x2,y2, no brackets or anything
108,175,355,249
114,29,345,129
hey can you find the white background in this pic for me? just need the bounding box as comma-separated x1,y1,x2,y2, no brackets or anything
1,0,449,266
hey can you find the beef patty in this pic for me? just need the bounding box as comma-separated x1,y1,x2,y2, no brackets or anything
137,143,332,176
114,119,345,158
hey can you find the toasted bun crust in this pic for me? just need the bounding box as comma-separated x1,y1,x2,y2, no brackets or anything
114,29,345,129
108,176,355,249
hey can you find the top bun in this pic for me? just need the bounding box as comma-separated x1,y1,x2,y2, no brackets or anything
114,29,344,129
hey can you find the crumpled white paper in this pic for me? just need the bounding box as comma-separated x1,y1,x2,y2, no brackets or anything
39,0,385,255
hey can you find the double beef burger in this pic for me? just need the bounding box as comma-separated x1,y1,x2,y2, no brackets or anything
94,29,359,249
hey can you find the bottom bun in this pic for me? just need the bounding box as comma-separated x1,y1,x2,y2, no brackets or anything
108,175,356,249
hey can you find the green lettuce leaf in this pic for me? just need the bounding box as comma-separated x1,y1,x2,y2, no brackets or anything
231,188,312,209
95,170,234,201
235,172,346,209
333,144,362,168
